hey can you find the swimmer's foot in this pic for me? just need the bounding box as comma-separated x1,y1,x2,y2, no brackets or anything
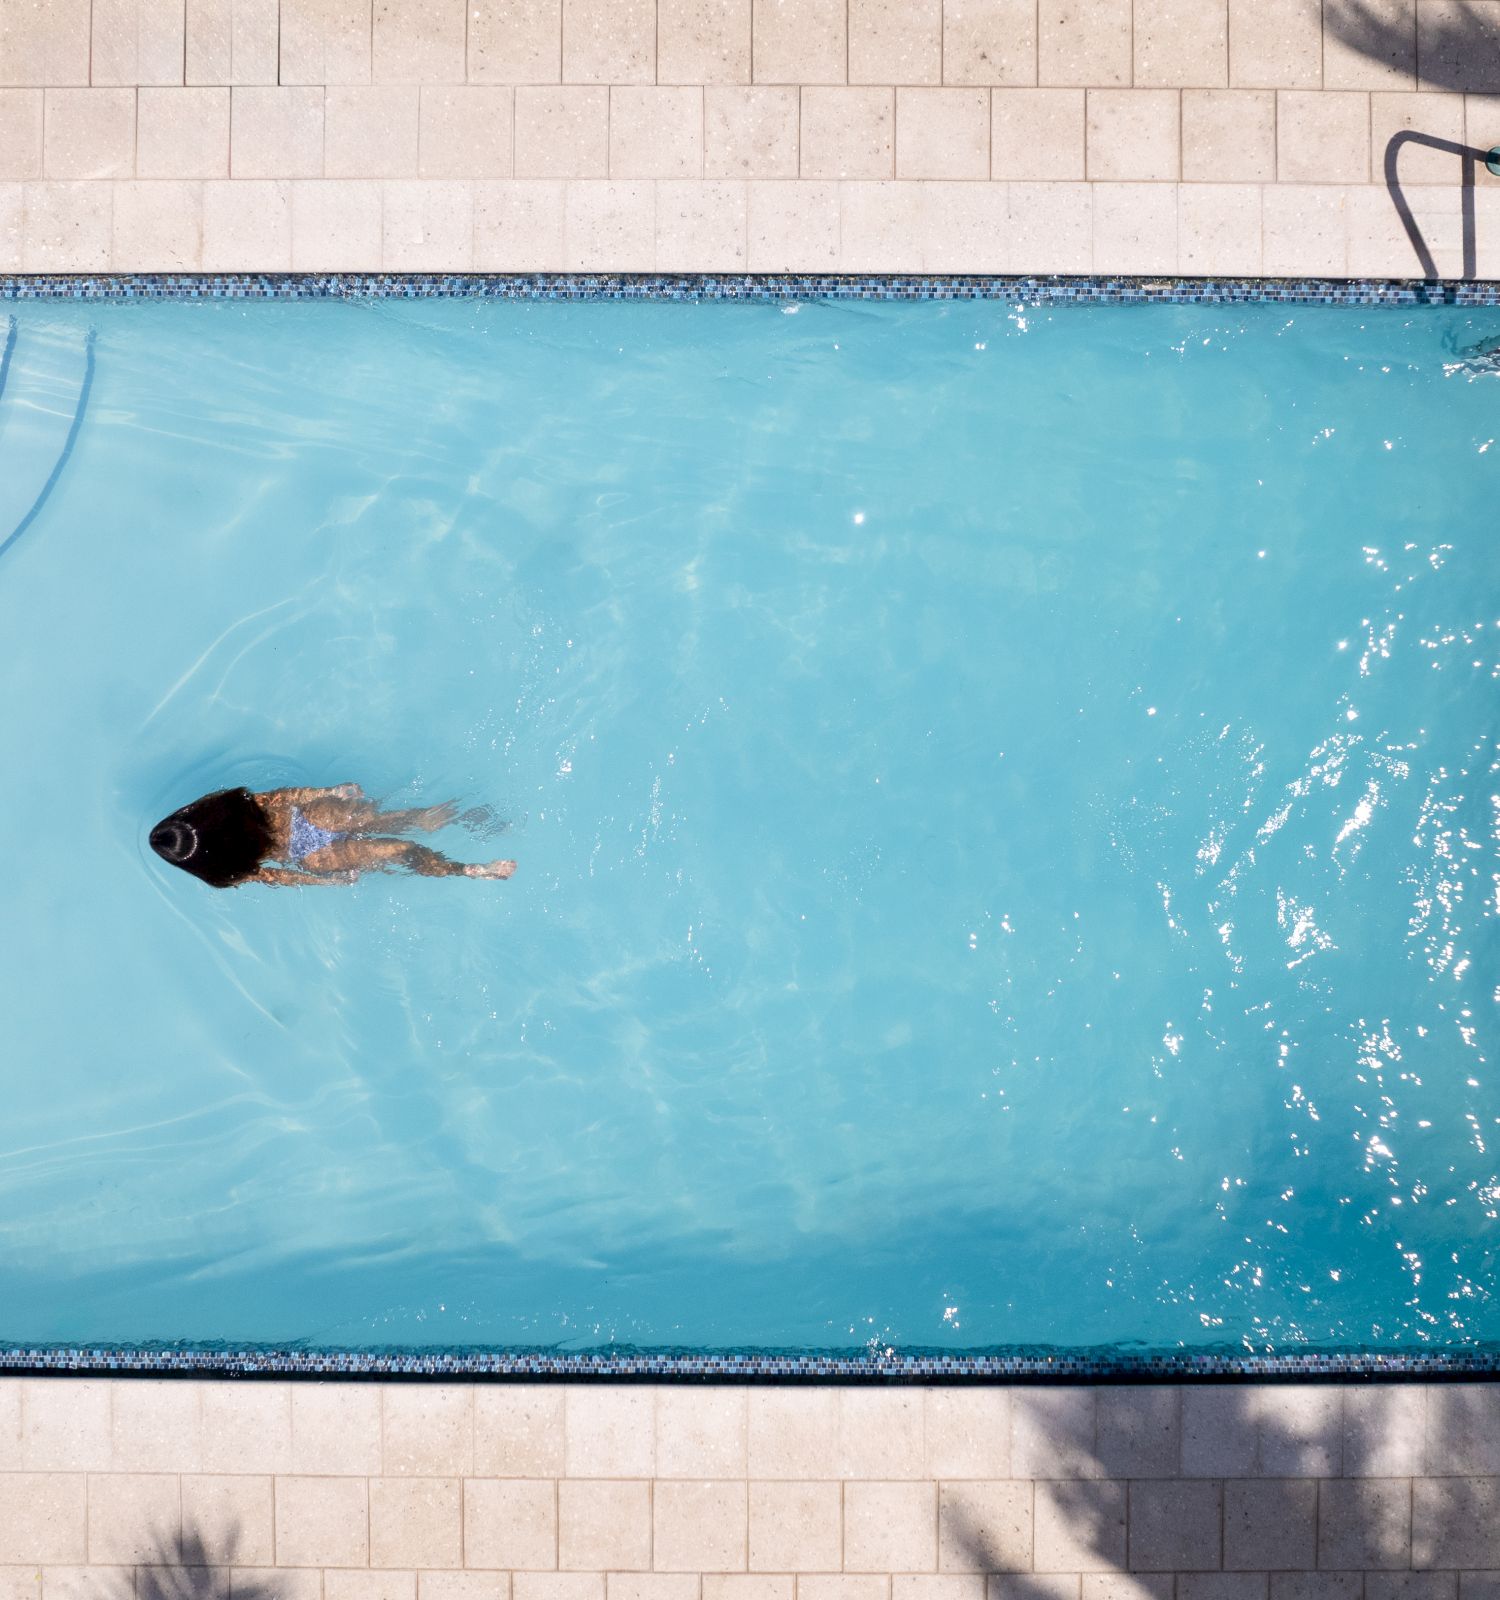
464,859,517,879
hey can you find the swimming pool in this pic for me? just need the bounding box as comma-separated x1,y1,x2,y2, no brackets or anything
1,286,1497,1367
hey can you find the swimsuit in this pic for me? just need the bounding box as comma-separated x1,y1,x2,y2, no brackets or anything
288,806,347,863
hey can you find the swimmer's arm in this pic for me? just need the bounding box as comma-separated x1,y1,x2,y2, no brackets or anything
260,783,363,805
249,866,357,886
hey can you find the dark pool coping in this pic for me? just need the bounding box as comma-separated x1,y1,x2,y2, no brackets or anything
6,264,1497,1384
2,272,1500,303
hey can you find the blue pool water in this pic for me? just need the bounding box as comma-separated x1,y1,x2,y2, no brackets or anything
1,295,1497,1358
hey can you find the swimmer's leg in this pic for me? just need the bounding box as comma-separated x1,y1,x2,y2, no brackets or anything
303,837,515,879
299,797,460,835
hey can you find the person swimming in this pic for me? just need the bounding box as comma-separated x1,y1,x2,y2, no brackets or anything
148,784,516,887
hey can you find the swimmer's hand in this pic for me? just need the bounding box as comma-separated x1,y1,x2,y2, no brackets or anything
331,783,363,799
464,859,517,880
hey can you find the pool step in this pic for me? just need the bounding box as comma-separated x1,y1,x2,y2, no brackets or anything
0,319,96,563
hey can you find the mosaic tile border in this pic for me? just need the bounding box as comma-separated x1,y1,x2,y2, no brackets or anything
2,272,1500,305
6,264,1497,1384
3,1346,1498,1381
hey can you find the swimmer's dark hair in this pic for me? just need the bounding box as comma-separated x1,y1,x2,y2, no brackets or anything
149,787,275,888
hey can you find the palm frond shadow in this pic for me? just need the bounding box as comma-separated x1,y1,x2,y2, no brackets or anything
1324,0,1500,93
109,1523,280,1600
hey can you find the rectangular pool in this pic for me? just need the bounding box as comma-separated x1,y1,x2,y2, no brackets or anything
1,288,1497,1366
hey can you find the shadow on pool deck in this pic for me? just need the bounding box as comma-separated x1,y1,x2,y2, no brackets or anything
1325,0,1500,93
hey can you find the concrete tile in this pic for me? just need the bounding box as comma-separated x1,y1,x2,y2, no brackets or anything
1372,90,1465,184
1082,1581,1171,1600
1347,182,1436,273
565,1387,655,1478
1368,1580,1458,1600
1012,1391,1100,1480
937,1482,1029,1574
1270,1581,1361,1600
1318,1477,1412,1570
1087,88,1179,180
1263,183,1348,273
234,0,279,81
92,0,186,85
418,89,515,175
609,1581,696,1600
0,1388,19,1470
897,1582,985,1600
1127,1479,1220,1573
1214,1477,1310,1572
1039,0,1131,87
291,1383,381,1476
0,182,14,269
660,0,751,83
992,1579,1078,1600
469,0,559,81
1468,94,1500,184
1229,0,1321,85
86,1473,180,1563
280,0,375,84
1343,1387,1426,1477
180,1475,274,1565
748,1480,841,1572
421,1579,510,1600
42,89,134,179
653,1479,747,1571
801,87,893,178
21,1382,112,1473
1277,90,1369,183
1419,1,1500,91
1461,1576,1500,1600
1178,1582,1267,1600
0,1566,40,1600
136,88,229,178
1135,0,1228,84
1324,0,1417,87
275,1476,370,1567
0,91,41,179
657,1389,747,1477
558,1478,652,1571
383,177,473,265
111,175,202,266
381,1385,474,1477
942,0,1036,85
562,0,654,83
925,1393,1010,1481
514,1581,602,1600
204,179,296,267
746,177,838,266
1178,180,1261,272
845,1482,937,1574
230,87,324,178
800,1582,889,1600
473,177,566,266
704,1582,793,1600
839,176,922,267
325,85,419,176
290,176,382,267
418,86,511,177
42,1568,138,1600
921,175,1009,268
0,0,90,85
1181,89,1274,180
200,1385,292,1476
706,86,798,176
656,175,747,265
1426,1385,1500,1474
1095,1390,1178,1479
251,1579,336,1600
1034,1481,1125,1573
1412,1477,1500,1569
369,1477,462,1570
1008,177,1090,268
1181,1389,1256,1478
840,1392,926,1481
1253,1388,1342,1478
515,86,607,177
22,178,112,267
185,0,232,83
326,1576,417,1600
896,88,988,178
991,87,1084,178
0,1473,86,1563
373,0,467,81
610,87,704,178
850,0,941,84
465,1478,558,1570
752,0,846,83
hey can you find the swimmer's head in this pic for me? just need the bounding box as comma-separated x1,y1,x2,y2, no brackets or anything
150,787,275,887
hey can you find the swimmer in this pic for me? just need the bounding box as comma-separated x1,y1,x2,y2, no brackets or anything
149,784,516,888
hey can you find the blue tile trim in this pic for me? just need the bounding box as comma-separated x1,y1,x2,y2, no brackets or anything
2,1346,1497,1380
1,272,1499,304
4,265,1497,1382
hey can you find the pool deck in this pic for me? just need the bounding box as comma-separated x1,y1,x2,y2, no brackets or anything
2,1378,1499,1592
0,0,1497,275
